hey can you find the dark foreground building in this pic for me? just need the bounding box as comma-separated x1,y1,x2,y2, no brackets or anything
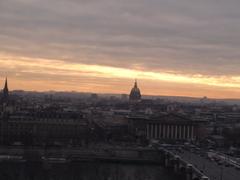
0,78,90,146
0,111,89,146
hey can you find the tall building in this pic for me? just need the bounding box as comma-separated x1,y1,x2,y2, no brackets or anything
129,80,141,103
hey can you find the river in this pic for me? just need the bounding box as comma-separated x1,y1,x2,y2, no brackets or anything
0,161,180,180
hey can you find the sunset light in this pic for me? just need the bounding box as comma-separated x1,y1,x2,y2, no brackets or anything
0,53,240,98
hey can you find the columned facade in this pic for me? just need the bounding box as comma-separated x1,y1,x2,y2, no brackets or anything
128,114,205,142
146,123,195,141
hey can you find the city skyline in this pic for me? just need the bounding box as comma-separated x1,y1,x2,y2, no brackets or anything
1,0,240,98
2,77,240,101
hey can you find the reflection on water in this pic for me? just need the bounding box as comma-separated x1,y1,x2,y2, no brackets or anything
0,162,179,180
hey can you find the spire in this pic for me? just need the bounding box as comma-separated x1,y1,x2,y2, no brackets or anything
3,77,9,100
4,77,8,91
134,79,138,88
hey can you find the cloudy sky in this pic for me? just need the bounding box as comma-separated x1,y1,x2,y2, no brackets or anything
0,0,240,98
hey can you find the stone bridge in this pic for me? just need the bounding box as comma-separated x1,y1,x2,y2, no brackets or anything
162,148,209,180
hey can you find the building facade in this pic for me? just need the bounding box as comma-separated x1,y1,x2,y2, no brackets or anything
0,111,89,146
128,113,206,142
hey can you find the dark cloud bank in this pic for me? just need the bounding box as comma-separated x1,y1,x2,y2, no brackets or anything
1,0,240,76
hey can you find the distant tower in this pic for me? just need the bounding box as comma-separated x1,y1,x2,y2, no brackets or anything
129,80,141,103
2,77,9,102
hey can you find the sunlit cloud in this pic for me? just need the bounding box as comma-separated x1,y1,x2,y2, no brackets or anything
1,54,240,91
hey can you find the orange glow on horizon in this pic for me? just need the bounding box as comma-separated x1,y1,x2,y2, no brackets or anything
0,53,240,99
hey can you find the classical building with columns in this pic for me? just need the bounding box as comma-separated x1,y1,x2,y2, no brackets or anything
128,113,206,142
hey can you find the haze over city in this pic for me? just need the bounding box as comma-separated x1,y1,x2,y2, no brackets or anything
1,0,240,98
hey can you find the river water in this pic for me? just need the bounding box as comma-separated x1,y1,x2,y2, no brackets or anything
0,162,180,180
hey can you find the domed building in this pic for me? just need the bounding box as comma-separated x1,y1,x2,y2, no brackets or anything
129,80,141,103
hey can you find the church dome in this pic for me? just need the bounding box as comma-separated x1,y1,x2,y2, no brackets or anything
129,80,141,102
